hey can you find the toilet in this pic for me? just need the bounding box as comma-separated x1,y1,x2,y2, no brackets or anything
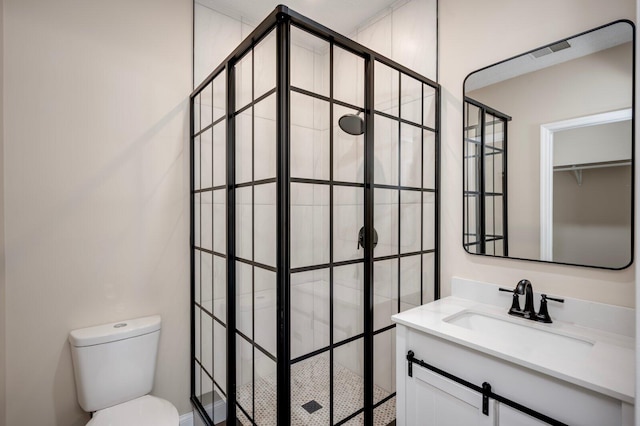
68,315,179,425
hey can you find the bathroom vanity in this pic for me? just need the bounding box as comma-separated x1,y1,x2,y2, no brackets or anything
392,278,634,425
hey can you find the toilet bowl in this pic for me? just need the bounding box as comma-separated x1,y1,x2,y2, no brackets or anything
87,395,178,426
69,315,179,425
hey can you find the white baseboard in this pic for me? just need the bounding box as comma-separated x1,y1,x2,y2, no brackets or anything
178,412,193,426
178,399,226,426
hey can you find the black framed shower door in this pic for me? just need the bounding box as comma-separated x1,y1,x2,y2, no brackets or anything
190,6,440,425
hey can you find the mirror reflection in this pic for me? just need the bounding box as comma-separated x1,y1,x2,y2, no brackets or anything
463,20,634,269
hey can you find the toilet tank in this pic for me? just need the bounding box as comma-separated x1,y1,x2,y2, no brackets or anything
69,315,162,412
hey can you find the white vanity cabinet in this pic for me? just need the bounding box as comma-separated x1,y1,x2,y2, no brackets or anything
405,359,496,425
396,324,633,426
393,279,635,426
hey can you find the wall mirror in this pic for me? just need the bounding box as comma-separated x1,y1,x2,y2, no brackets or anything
463,20,634,269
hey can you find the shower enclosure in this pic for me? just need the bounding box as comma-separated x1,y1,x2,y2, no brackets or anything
190,6,440,425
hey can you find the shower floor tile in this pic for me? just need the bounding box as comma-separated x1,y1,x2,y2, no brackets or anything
236,352,395,425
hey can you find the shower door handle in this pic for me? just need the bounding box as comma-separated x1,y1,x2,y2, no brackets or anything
357,227,378,250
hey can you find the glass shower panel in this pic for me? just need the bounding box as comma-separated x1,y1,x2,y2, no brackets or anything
254,96,277,181
333,45,364,108
373,259,398,331
291,26,330,97
290,350,330,424
333,104,364,184
373,329,396,405
235,187,252,261
423,131,436,190
290,92,330,181
212,123,226,187
253,267,277,356
374,114,399,186
235,52,252,111
201,252,212,312
191,10,439,425
422,253,435,305
333,185,363,262
193,93,201,135
254,30,276,100
333,263,364,343
254,350,278,425
399,255,421,311
374,188,399,258
235,261,252,340
423,192,436,251
212,74,226,123
201,129,213,189
236,335,254,420
194,249,201,305
374,61,399,116
290,269,330,359
201,312,214,385
254,183,276,267
400,123,422,188
333,339,364,423
194,134,201,191
201,192,212,251
290,183,330,269
200,82,213,130
400,74,422,125
400,190,421,254
423,84,437,130
212,190,226,254
235,108,252,185
374,396,397,425
213,320,226,395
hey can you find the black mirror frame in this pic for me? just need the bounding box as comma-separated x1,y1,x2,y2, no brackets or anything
461,19,636,271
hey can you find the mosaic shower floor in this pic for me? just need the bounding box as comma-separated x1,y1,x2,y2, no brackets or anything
236,352,396,425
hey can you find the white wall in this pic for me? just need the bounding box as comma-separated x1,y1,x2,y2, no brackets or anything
3,0,192,424
440,0,635,307
0,0,5,423
553,166,632,266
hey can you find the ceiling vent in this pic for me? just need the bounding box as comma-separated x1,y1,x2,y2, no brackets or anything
530,47,553,58
529,40,571,59
549,40,571,52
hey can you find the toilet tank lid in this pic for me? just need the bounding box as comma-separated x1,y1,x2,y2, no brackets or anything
69,315,161,347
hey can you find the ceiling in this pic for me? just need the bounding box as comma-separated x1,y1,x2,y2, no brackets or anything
465,22,634,92
196,0,402,36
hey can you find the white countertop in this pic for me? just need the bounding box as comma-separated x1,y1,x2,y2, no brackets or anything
392,295,635,404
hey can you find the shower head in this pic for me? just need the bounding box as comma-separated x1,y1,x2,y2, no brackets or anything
338,112,364,136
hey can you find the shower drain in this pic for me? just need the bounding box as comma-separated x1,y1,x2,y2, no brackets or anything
301,400,323,414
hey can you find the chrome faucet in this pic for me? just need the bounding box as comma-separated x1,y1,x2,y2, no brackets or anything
499,279,564,323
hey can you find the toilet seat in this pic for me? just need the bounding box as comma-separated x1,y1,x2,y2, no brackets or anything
87,395,179,426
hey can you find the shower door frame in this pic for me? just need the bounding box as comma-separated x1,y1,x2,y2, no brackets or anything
190,6,441,425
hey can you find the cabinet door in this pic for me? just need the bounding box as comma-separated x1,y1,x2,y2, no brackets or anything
406,363,495,426
497,404,549,426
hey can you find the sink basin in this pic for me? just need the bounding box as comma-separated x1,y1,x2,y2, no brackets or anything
444,311,594,359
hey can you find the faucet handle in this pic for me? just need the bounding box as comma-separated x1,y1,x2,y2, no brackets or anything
498,287,522,315
542,294,564,304
537,294,564,323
